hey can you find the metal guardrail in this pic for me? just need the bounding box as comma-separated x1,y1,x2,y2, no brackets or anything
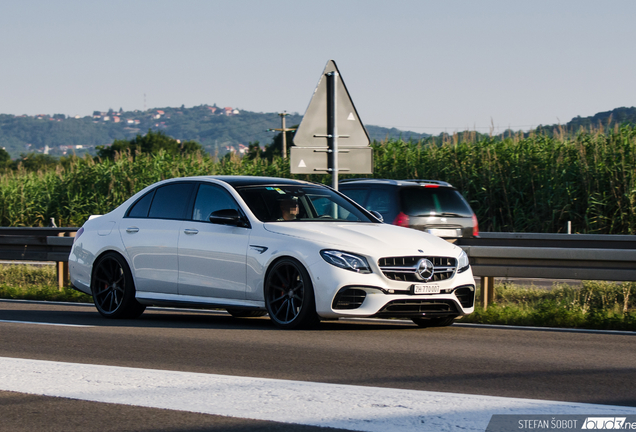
1,229,635,305
456,233,636,308
0,227,77,288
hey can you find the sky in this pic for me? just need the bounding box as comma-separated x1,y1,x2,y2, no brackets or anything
1,0,635,135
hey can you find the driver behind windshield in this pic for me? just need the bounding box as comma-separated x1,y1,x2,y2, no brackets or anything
278,198,299,221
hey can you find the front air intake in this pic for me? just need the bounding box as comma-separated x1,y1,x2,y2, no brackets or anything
332,288,367,310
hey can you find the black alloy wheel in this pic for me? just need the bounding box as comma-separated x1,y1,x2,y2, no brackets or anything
411,316,457,328
264,258,319,329
91,253,145,319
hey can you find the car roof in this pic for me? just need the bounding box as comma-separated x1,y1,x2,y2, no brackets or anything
339,178,453,188
168,175,316,188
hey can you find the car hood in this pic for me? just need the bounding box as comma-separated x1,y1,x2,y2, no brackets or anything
263,222,460,257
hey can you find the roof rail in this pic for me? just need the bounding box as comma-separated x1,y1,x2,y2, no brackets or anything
338,178,454,187
339,178,378,183
402,179,453,187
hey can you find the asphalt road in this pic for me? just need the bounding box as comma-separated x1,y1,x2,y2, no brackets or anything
2,299,636,430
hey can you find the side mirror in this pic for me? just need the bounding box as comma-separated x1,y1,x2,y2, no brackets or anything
370,210,384,223
209,209,249,227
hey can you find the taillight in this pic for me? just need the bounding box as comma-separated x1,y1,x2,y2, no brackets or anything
472,214,479,237
74,227,84,243
393,212,410,227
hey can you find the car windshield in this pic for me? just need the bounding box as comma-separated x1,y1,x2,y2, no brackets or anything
236,185,375,222
400,187,473,217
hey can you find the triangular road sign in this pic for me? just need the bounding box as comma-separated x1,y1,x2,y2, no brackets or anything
293,60,370,148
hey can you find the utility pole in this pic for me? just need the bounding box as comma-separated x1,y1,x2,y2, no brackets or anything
267,111,297,159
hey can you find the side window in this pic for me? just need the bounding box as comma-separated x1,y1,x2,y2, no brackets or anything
127,191,154,218
340,188,368,207
366,189,391,213
148,183,195,220
192,184,239,222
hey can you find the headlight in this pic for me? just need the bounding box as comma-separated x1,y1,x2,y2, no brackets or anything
457,249,470,273
320,250,372,274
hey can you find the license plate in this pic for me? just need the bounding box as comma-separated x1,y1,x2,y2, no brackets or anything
427,228,461,238
413,284,440,294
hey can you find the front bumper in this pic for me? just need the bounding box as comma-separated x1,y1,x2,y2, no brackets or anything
309,260,476,319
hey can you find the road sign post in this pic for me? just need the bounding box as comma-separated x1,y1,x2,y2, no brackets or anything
291,60,372,189
327,72,338,189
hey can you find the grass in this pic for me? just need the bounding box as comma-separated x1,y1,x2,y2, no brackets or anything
0,264,92,303
1,265,634,331
459,281,636,331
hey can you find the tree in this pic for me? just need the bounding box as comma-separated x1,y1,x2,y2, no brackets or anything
0,148,10,165
12,153,58,171
96,130,204,159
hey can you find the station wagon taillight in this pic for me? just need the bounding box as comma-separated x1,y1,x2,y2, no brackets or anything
393,212,410,227
472,214,479,237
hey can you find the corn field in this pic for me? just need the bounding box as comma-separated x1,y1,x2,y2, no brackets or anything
1,125,635,233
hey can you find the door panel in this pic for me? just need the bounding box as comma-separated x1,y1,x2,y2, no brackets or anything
119,182,195,294
177,183,250,299
120,218,180,294
177,222,250,299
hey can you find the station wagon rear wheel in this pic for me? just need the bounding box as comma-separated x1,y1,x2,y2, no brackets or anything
264,258,319,329
91,253,145,319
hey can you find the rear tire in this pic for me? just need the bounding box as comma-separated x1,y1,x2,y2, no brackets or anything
411,316,457,328
264,258,319,329
91,252,145,319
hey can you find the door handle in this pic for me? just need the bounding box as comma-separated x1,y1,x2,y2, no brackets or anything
126,227,139,233
184,228,199,235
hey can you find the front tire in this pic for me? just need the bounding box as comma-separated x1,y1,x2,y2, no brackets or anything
91,252,145,319
264,258,319,329
411,316,457,328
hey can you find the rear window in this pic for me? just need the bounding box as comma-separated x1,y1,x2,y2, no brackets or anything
127,191,154,218
148,183,195,220
400,187,472,217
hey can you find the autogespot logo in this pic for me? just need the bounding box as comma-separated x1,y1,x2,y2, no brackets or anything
582,417,628,429
415,258,434,281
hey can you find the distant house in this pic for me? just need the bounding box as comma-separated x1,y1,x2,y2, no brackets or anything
224,107,233,116
208,107,217,114
127,119,135,124
156,110,165,115
113,116,120,123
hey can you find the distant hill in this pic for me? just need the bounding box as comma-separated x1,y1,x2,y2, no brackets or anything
0,105,429,159
535,106,636,134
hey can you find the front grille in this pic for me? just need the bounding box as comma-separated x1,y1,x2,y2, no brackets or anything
454,285,475,308
378,256,456,282
332,288,367,310
374,299,459,317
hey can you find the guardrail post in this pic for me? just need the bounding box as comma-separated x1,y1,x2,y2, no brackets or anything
480,276,495,310
55,232,75,290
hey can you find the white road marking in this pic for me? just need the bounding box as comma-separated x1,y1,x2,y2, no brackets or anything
1,357,635,432
0,320,93,327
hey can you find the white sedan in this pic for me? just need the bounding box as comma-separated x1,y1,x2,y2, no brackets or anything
69,176,476,329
